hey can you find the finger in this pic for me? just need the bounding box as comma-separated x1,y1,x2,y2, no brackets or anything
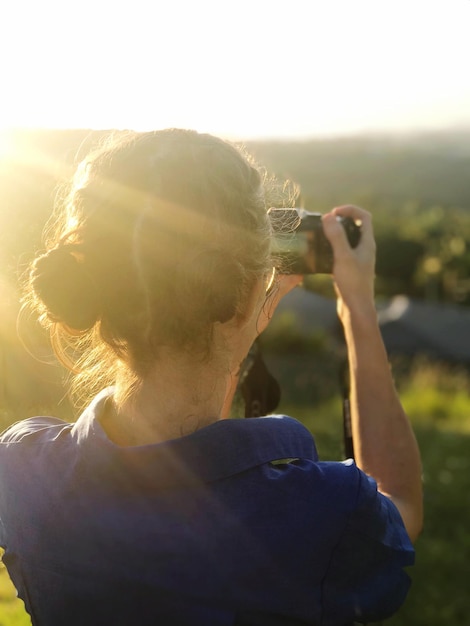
332,204,371,223
322,211,350,253
330,205,375,249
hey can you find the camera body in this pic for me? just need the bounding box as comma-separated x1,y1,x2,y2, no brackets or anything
268,208,361,274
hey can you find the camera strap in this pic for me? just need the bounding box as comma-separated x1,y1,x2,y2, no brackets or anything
239,340,281,418
339,358,355,459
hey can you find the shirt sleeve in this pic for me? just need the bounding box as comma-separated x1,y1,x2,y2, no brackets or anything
321,467,415,626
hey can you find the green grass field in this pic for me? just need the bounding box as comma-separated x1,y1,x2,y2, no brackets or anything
1,362,470,625
0,565,30,626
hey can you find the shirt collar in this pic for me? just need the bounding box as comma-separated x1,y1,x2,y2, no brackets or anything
71,388,318,488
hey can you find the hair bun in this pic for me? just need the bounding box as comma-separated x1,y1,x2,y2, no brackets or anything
30,247,100,330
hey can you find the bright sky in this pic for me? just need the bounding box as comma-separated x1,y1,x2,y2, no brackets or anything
1,0,469,139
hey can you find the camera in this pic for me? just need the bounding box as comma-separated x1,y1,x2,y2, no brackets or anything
268,208,361,274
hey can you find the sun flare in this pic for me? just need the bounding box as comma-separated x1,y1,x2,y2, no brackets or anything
0,130,14,161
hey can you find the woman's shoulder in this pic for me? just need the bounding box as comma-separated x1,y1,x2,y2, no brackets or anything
246,413,315,441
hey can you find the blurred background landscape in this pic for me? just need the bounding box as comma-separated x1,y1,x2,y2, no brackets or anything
1,126,470,625
2,0,470,623
3,126,470,413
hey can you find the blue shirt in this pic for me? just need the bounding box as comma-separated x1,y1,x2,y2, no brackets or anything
0,389,414,625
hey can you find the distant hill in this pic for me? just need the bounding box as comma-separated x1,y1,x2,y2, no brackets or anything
1,126,470,304
246,129,470,211
3,126,470,212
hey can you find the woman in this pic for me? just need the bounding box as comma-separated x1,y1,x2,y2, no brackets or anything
0,129,422,625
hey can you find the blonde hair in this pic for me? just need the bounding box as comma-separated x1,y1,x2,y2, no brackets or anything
26,129,297,408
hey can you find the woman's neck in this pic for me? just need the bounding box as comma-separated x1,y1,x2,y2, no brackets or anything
100,350,236,447
99,291,263,447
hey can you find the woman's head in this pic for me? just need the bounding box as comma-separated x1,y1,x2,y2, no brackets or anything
27,129,294,405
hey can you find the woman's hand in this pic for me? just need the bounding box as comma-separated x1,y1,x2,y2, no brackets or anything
322,205,376,321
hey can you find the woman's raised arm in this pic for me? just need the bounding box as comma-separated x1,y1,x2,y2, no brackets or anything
323,205,423,542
